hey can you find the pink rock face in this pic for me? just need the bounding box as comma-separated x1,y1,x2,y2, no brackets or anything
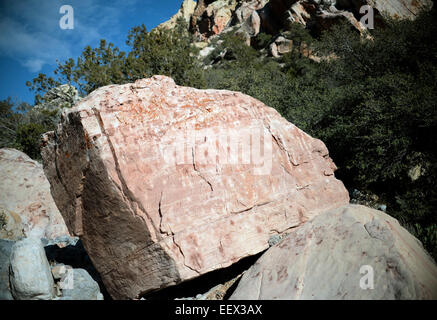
41,75,349,299
212,16,229,35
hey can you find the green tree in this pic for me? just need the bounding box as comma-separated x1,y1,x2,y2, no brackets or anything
285,10,437,257
25,74,60,105
126,18,205,88
72,40,128,95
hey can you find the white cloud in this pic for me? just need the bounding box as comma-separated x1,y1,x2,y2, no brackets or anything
23,59,45,73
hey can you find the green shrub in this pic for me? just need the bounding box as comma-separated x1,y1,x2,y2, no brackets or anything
15,123,48,160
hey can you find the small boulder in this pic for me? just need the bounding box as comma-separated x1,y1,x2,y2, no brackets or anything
60,268,103,300
270,36,293,58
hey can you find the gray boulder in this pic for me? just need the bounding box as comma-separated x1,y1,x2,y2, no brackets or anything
230,204,437,299
60,268,103,300
0,239,14,300
9,237,55,300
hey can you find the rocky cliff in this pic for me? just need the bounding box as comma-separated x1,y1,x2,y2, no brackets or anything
160,0,433,57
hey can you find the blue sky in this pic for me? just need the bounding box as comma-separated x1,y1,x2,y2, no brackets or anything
0,0,187,104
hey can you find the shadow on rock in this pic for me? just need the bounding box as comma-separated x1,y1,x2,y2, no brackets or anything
44,239,111,300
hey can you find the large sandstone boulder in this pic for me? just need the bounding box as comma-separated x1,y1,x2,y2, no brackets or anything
230,204,437,299
0,148,70,241
41,75,349,299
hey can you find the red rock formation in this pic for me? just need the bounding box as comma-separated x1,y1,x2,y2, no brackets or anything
41,75,349,299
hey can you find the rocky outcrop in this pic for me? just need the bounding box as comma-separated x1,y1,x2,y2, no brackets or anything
44,239,109,298
0,148,101,300
230,204,437,299
269,36,293,57
162,0,433,57
191,0,240,40
41,75,349,299
0,148,70,241
250,0,432,36
157,0,197,30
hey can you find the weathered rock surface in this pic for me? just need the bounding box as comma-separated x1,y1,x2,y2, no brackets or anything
0,208,25,241
0,148,70,241
59,268,104,300
157,0,197,30
9,237,55,300
191,0,239,39
41,75,349,299
230,204,437,299
0,239,14,300
270,36,293,57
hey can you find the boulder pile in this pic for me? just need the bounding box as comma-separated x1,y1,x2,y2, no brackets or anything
0,148,103,300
